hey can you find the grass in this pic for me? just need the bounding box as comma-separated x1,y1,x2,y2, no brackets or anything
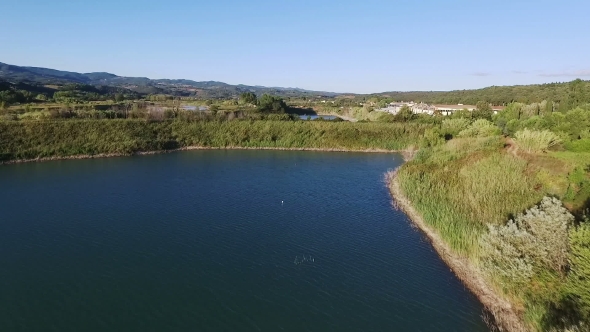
396,136,537,256
0,119,432,162
515,129,561,153
394,134,590,331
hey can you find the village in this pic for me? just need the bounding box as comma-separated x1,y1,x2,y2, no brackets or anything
376,102,505,116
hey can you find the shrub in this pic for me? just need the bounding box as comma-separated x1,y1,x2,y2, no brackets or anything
421,128,444,147
441,118,470,138
480,220,535,283
480,197,573,284
515,129,561,153
564,138,590,152
458,119,501,137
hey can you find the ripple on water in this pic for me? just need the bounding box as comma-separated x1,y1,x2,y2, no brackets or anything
0,150,488,331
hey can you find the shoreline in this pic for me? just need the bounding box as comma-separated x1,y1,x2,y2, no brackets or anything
2,143,525,329
0,145,402,165
385,169,527,332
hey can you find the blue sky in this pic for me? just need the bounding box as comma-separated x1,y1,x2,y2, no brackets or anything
1,0,589,93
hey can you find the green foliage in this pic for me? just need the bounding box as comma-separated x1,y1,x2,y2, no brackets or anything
374,79,590,106
457,119,501,137
397,137,530,255
459,154,537,225
440,118,470,138
515,129,562,153
568,79,587,110
473,101,493,120
239,92,257,105
563,222,590,323
564,139,590,152
450,109,472,119
394,105,414,122
257,94,287,113
421,128,445,147
0,120,432,161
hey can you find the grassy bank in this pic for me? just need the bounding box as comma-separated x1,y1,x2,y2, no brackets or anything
391,129,590,331
0,120,430,162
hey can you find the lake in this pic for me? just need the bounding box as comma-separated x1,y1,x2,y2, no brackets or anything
299,115,338,120
0,151,488,331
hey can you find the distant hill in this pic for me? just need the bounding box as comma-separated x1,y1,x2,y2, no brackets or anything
0,62,339,99
375,80,590,106
1,61,588,106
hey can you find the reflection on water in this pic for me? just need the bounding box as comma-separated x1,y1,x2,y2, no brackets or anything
0,150,488,332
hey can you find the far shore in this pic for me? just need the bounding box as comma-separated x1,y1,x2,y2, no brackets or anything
385,169,527,332
0,145,405,165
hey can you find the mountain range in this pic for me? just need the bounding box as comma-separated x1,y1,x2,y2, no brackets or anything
0,62,339,98
2,61,588,106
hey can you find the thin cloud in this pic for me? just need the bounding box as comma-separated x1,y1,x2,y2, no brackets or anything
512,70,528,74
471,72,491,77
539,70,590,77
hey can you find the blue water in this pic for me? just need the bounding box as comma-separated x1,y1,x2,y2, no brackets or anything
0,150,488,331
299,115,338,120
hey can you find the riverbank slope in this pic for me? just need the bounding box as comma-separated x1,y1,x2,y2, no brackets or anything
0,120,429,163
386,169,526,332
390,134,590,331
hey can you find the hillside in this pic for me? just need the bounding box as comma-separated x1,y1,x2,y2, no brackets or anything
0,62,339,99
2,61,589,107
376,80,590,106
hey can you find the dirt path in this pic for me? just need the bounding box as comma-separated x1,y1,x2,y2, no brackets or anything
386,170,528,332
506,137,519,157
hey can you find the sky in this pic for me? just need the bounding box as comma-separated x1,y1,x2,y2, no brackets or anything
1,0,589,93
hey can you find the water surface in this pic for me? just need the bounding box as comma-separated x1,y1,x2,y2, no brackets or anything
298,115,338,120
0,150,488,331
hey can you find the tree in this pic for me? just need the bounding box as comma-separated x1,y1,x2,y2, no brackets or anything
240,92,257,105
544,100,554,115
394,105,414,122
473,101,493,120
115,93,125,102
569,79,586,109
257,94,287,113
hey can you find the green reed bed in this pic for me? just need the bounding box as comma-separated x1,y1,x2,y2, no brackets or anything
0,120,432,161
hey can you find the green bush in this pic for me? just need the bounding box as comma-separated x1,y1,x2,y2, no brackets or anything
421,128,445,147
564,138,590,152
457,119,501,137
441,118,470,138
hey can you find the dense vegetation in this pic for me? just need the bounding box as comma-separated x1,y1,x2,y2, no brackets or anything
394,102,590,331
376,79,590,106
0,120,430,161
